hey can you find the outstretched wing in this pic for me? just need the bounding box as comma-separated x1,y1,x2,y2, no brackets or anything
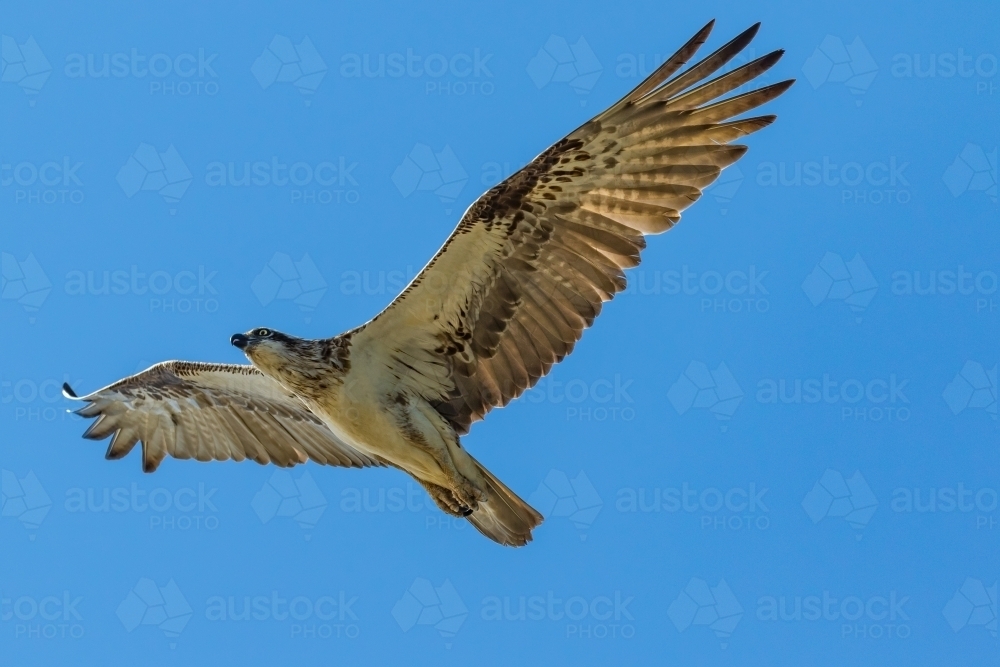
65,361,383,472
349,21,792,434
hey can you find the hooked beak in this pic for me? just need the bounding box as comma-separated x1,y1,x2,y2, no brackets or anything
231,333,250,350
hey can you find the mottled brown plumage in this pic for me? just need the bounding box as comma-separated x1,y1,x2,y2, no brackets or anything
352,21,792,437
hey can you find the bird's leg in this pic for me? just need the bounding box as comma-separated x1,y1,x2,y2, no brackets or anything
393,395,487,511
406,428,486,511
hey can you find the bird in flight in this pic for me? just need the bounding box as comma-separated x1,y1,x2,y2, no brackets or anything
65,21,792,546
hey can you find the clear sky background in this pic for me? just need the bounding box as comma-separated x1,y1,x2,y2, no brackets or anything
1,1,998,664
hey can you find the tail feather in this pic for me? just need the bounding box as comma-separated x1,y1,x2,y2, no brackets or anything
467,457,543,547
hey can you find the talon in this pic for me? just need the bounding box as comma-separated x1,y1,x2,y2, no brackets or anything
453,479,486,512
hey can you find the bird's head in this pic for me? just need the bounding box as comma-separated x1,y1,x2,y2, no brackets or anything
231,328,342,396
231,327,300,374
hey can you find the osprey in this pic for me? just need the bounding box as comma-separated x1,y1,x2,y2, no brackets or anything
65,22,792,546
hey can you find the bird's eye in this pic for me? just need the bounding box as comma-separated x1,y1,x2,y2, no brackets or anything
255,328,271,337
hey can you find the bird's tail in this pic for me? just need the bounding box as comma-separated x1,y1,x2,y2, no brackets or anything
466,456,543,547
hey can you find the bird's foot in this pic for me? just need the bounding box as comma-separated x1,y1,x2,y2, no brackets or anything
422,481,468,517
453,477,487,512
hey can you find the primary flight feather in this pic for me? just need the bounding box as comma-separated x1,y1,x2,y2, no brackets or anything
65,21,792,546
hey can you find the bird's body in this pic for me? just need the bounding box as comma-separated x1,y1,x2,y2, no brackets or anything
65,21,792,546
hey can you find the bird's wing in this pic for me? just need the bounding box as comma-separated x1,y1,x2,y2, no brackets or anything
349,21,792,434
64,361,383,472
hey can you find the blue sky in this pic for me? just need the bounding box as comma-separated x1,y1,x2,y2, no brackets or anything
1,1,997,664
